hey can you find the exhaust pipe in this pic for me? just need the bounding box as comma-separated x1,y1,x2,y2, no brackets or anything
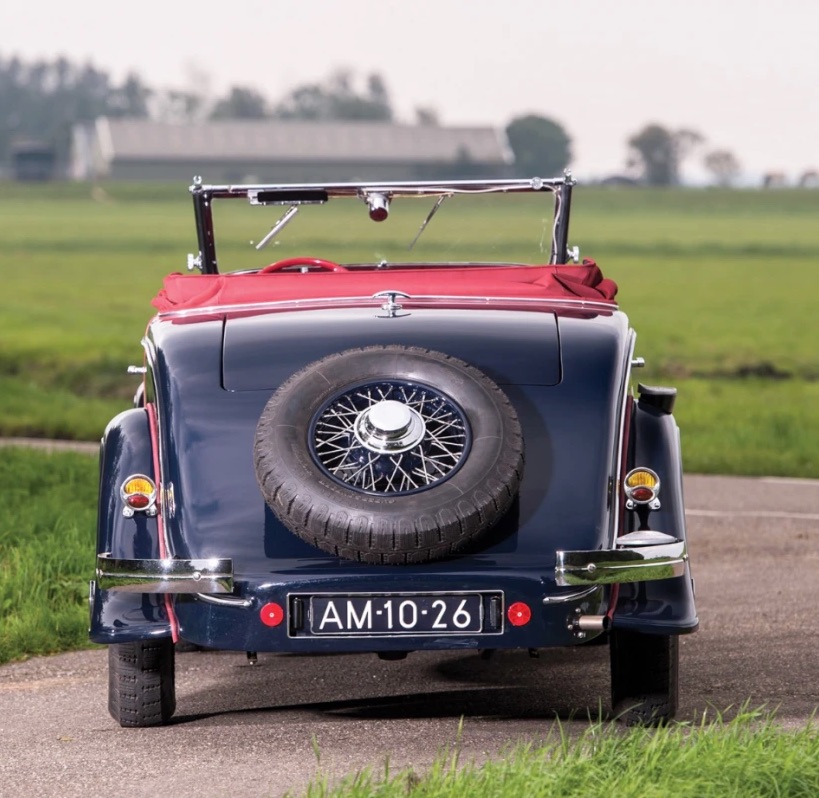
575,614,610,632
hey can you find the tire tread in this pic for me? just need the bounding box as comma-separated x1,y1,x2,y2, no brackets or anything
108,638,176,728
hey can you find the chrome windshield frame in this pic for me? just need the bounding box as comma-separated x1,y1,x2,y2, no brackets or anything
190,174,575,274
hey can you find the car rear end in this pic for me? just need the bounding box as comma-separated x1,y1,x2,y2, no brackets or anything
90,176,696,727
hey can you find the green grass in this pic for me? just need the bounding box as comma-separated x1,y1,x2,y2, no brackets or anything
298,710,818,798
674,379,819,476
1,182,818,474
0,447,98,664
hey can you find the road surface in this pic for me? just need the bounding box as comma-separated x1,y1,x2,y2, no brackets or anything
1,474,817,797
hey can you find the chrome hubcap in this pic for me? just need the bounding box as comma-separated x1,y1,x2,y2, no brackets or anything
311,381,470,495
354,400,426,453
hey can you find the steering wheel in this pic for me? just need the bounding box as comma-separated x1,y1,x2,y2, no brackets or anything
260,258,348,273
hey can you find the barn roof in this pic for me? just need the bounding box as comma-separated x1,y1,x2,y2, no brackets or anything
95,118,512,165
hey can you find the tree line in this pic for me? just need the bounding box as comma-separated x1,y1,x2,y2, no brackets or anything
0,52,738,185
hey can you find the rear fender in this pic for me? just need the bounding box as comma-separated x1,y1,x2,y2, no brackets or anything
612,390,698,635
89,408,171,643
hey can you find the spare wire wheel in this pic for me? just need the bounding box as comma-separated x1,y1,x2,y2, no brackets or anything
310,381,470,495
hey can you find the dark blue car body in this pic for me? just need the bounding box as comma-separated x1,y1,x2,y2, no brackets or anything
91,176,696,727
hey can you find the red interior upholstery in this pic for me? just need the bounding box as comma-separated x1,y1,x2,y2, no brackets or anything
152,260,617,312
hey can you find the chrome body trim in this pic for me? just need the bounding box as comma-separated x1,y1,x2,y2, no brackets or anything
202,176,563,198
156,293,618,322
541,585,601,604
615,530,679,547
555,541,687,587
196,592,252,608
610,328,637,546
373,290,411,318
96,553,233,594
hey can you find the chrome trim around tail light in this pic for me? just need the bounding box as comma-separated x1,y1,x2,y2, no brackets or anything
96,554,233,594
555,541,687,587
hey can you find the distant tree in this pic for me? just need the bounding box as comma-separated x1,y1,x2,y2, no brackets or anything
151,89,204,124
762,171,787,188
414,106,440,126
210,86,268,119
0,53,150,167
627,124,704,186
365,73,390,118
272,69,393,121
505,115,571,177
704,149,741,187
108,73,152,117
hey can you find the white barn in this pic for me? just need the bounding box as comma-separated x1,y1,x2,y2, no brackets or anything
71,118,513,182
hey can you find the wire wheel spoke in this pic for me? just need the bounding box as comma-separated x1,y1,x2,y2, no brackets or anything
311,380,470,495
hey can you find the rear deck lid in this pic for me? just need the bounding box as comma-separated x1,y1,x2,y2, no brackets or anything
222,307,561,390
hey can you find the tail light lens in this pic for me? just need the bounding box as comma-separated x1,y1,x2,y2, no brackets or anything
507,602,532,627
624,468,660,505
120,474,158,517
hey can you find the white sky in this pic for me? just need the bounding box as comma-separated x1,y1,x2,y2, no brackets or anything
3,0,817,183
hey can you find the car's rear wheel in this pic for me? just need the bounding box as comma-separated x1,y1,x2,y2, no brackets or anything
254,345,524,564
108,638,176,727
609,629,679,726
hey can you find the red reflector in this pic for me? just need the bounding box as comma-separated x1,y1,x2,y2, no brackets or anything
631,487,654,502
260,602,284,627
126,494,151,509
507,602,531,627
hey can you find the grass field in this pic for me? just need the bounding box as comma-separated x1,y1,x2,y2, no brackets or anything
296,711,818,798
0,447,97,664
2,181,818,474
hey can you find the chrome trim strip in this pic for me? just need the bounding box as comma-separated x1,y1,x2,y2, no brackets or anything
612,328,637,543
96,553,233,594
196,592,252,608
200,176,564,197
157,294,618,321
555,542,687,587
542,585,601,604
615,529,679,547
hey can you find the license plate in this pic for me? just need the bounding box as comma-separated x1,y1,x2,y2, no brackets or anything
308,593,485,636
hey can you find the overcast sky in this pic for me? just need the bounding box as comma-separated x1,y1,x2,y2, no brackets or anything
3,0,817,183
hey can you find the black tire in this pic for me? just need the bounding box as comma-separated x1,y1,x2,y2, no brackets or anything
254,346,524,564
108,638,176,727
610,629,679,726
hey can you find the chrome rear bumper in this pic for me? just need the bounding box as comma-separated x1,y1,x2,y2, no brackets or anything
96,553,233,594
555,541,687,587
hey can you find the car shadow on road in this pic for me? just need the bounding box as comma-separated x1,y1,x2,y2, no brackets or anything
169,647,613,726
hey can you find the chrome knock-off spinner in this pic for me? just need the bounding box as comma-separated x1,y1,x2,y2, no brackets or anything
354,400,426,453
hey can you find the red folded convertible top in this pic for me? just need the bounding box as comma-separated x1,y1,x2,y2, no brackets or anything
152,260,617,313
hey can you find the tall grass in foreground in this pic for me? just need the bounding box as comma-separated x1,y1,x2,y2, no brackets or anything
299,711,818,798
0,447,98,664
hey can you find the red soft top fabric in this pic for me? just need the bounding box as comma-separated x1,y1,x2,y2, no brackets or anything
151,260,617,313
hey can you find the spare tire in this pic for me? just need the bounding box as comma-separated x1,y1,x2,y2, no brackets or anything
253,346,524,564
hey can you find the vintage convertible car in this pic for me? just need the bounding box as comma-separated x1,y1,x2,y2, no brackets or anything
90,174,697,727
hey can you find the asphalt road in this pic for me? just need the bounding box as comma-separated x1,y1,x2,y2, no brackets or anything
1,474,817,798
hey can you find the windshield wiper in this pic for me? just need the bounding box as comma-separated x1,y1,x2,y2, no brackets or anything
255,205,299,251
408,195,449,250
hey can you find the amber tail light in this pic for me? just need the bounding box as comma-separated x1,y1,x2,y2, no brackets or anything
120,474,158,517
